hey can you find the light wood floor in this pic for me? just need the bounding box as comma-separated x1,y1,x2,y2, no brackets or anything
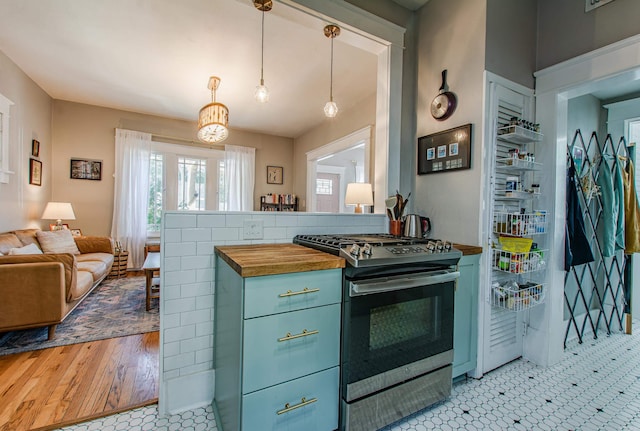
0,332,159,431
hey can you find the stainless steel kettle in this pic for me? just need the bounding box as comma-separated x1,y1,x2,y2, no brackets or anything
402,214,431,238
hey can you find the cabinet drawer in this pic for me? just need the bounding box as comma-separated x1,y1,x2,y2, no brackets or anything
241,366,339,431
242,304,340,394
244,269,341,318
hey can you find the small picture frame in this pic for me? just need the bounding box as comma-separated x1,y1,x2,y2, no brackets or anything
29,159,42,186
49,223,70,231
70,158,102,181
70,228,82,237
449,142,459,156
31,139,40,157
437,145,447,158
426,148,435,160
267,165,283,184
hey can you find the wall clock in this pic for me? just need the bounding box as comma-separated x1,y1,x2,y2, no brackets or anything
267,165,283,184
430,69,457,121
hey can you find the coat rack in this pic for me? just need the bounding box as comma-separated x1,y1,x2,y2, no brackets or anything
564,130,632,347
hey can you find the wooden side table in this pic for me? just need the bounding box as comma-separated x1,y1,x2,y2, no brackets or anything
109,251,129,279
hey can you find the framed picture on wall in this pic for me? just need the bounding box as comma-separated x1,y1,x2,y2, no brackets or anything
31,139,40,157
267,165,283,184
417,123,472,175
70,158,102,180
29,158,42,186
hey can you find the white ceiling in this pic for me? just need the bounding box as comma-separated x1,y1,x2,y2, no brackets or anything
0,0,381,138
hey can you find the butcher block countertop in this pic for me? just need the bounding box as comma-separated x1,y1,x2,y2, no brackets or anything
215,244,345,278
453,244,483,256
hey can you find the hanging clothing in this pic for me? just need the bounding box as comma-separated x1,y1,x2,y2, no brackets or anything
565,161,595,271
622,158,640,254
613,160,626,251
596,156,625,256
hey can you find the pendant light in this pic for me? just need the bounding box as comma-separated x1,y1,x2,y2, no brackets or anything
254,0,272,103
323,24,340,118
197,76,229,143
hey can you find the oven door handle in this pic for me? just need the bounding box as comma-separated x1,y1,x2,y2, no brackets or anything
349,270,460,296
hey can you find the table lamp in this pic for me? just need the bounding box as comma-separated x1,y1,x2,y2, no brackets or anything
41,202,76,230
345,183,373,214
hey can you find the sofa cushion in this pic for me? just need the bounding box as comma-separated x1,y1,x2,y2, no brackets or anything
13,229,42,249
36,230,80,255
73,270,95,301
77,260,109,282
8,243,43,255
0,233,23,255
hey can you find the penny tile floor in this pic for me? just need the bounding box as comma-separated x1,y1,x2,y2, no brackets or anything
59,327,640,431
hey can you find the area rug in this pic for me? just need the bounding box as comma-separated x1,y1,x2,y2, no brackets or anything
0,276,159,356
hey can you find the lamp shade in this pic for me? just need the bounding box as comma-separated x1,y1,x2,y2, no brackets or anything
41,202,76,220
345,183,373,213
197,102,229,143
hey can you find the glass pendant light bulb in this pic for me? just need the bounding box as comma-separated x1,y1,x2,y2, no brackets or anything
324,100,338,117
255,80,269,103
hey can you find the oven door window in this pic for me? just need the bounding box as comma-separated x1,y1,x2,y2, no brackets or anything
344,281,454,384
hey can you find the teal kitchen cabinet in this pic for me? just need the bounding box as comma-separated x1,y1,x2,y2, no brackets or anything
213,244,345,431
453,252,481,379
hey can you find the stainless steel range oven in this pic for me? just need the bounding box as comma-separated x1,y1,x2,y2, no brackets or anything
293,234,461,431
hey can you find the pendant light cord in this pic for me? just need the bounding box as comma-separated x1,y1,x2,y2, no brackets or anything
260,7,265,84
329,36,334,101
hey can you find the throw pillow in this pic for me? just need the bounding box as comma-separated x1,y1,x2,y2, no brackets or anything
8,243,43,255
36,229,81,255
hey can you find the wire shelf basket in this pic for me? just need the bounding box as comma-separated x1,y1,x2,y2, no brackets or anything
491,282,545,312
493,211,548,236
492,248,547,274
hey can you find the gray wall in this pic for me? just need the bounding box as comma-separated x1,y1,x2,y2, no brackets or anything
537,0,640,70
0,50,52,233
485,0,537,88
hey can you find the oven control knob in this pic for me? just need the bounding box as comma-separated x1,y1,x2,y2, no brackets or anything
362,243,372,255
349,244,360,256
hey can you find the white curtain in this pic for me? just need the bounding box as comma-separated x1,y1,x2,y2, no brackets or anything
224,145,255,211
111,129,151,268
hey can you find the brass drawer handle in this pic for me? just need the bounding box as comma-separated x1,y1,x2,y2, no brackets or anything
276,397,318,415
279,287,320,298
277,329,319,342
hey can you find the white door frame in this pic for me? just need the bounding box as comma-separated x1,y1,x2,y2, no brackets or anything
534,34,640,368
306,126,371,212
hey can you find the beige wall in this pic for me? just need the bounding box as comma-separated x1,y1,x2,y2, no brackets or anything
52,100,293,236
0,50,52,233
414,0,487,245
292,93,376,211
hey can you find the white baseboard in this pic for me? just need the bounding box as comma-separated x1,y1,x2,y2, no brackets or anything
159,369,215,416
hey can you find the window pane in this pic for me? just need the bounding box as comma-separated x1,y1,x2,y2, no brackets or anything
148,153,163,232
178,157,206,211
218,160,226,210
316,178,333,195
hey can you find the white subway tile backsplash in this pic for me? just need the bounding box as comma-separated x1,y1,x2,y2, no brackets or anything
165,297,196,315
163,257,182,272
180,309,211,326
164,242,197,257
195,321,214,337
165,341,181,357
164,352,195,371
196,242,215,256
211,227,240,241
263,227,287,239
181,282,213,298
164,229,182,243
196,214,226,228
164,270,197,286
165,213,197,229
181,228,212,242
179,362,212,376
275,214,298,227
180,255,212,271
180,334,212,354
164,325,196,343
195,268,214,282
195,295,214,311
163,313,181,329
195,348,214,364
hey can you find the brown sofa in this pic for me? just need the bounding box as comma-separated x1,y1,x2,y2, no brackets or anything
0,229,115,339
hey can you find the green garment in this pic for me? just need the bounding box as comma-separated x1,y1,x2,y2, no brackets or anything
597,156,625,257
